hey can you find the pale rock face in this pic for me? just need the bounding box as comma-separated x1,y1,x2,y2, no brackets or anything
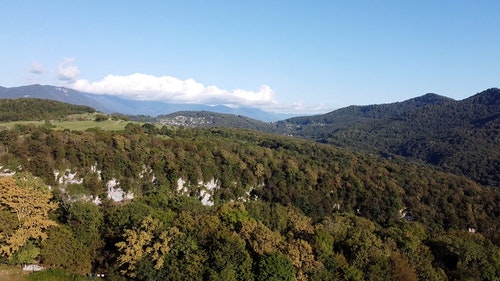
199,190,212,206
0,166,15,177
53,168,134,204
198,178,219,206
177,177,261,206
177,177,219,206
55,169,83,185
177,178,188,193
90,163,102,179
106,178,134,202
48,168,257,207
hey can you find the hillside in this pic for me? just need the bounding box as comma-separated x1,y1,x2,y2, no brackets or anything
155,111,273,131
0,98,95,121
0,112,499,279
276,89,500,187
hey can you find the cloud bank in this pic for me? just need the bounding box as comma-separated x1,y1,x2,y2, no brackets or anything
73,73,278,108
57,58,80,81
70,73,329,113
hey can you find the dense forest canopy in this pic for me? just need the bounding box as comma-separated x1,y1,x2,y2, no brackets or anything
276,88,500,187
0,98,499,280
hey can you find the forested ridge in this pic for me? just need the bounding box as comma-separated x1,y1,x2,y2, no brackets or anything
276,88,500,187
0,98,95,121
0,117,499,280
155,111,272,131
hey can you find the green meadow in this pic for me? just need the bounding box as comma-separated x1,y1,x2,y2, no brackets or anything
0,113,141,131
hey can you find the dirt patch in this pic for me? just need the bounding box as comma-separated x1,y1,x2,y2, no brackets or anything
0,265,29,281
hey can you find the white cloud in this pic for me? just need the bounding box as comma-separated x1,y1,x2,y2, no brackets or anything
71,73,330,113
29,61,44,74
57,58,80,81
72,73,276,107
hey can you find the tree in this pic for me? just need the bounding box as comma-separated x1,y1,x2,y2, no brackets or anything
10,241,40,266
0,174,57,258
94,113,108,122
116,216,180,277
428,231,500,280
240,220,283,255
40,225,92,275
40,226,74,268
124,123,144,134
142,123,158,135
257,252,296,281
0,209,18,247
66,202,103,253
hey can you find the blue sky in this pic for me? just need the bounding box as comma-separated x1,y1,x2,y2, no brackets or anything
2,1,499,113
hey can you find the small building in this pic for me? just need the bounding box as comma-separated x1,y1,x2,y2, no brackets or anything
23,264,44,271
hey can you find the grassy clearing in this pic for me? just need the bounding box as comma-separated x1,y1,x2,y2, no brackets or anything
0,265,92,281
27,268,89,281
0,112,140,131
52,119,131,131
0,119,141,132
0,264,29,281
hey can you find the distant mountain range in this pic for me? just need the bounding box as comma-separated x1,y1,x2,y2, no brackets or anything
0,84,296,122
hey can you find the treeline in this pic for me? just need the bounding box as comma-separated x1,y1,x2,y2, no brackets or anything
0,98,95,121
0,124,499,280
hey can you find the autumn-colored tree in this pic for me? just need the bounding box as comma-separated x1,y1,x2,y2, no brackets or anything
240,220,284,255
0,174,57,258
0,209,18,246
116,216,181,277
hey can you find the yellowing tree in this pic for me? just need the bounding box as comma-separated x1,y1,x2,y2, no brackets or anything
0,173,57,258
116,216,181,277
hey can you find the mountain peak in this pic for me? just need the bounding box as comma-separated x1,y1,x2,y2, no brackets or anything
466,88,500,105
406,93,455,106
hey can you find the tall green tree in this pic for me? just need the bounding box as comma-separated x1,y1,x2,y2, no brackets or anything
40,225,92,275
257,252,296,281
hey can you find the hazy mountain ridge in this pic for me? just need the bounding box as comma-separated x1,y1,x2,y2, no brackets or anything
0,84,110,112
0,84,293,122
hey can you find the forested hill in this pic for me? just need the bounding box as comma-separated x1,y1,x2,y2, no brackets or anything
156,111,273,131
275,88,500,187
283,92,455,125
0,98,95,121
